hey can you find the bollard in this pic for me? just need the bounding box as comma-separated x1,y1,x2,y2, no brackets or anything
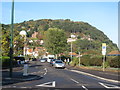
23,62,28,76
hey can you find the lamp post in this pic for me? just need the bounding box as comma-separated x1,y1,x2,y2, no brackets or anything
9,0,14,77
70,34,75,62
71,40,72,62
79,52,80,66
19,30,27,56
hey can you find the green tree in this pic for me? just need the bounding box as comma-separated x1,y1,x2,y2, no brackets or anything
44,28,67,55
1,25,10,56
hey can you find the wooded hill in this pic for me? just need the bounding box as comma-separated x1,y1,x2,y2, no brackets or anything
1,19,118,56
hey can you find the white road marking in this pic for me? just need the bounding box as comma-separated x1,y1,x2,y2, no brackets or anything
71,78,79,84
44,72,47,75
99,82,120,89
36,81,55,87
82,85,88,90
71,70,119,83
43,68,47,76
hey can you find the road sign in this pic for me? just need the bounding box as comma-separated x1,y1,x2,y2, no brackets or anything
102,51,106,55
102,43,106,55
102,43,106,51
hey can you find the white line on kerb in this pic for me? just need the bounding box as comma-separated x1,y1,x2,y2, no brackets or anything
82,85,88,90
71,78,79,84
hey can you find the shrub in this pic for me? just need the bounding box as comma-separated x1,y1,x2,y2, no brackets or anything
2,56,10,67
81,55,91,66
2,56,17,68
70,55,119,68
108,56,120,68
81,55,103,66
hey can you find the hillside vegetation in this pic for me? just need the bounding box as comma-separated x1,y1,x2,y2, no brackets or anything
1,19,118,56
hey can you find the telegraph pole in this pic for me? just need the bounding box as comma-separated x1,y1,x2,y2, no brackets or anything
9,0,14,77
71,41,72,62
79,52,80,66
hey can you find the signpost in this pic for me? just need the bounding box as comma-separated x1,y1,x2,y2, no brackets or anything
102,43,106,71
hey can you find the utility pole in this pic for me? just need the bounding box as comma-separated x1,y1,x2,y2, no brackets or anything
9,0,14,77
79,52,80,66
71,41,72,62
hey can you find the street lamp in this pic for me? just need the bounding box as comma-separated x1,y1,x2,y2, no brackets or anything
79,52,80,66
70,34,75,62
19,30,27,56
9,0,14,77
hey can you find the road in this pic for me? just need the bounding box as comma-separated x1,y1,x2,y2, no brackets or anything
2,61,120,89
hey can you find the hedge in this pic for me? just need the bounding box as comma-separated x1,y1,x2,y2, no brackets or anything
1,56,17,68
71,55,120,68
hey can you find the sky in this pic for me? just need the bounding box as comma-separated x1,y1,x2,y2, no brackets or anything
1,1,118,47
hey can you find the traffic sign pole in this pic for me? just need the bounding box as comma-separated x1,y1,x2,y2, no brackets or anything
102,43,106,71
103,55,105,71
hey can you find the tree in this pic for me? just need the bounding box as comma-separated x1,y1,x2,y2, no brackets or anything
1,25,10,56
44,28,67,55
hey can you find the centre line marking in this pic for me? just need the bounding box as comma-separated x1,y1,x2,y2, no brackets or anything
71,78,79,84
82,85,88,90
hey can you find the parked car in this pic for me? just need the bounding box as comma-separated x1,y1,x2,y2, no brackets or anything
53,60,65,69
50,59,57,66
32,58,37,61
40,58,47,63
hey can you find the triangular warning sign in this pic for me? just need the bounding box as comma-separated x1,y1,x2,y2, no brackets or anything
36,81,55,87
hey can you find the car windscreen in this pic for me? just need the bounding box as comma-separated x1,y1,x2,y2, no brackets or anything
55,61,62,63
49,57,54,59
53,59,56,61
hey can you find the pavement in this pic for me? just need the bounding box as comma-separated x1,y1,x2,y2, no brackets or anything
2,64,42,86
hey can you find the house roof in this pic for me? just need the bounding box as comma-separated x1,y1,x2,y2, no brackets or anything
108,50,120,56
28,49,33,53
69,52,78,56
108,50,120,54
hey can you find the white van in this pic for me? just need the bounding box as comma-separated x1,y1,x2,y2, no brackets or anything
47,55,55,62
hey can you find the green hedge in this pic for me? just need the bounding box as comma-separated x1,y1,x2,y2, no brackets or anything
1,56,17,68
107,56,120,68
80,55,102,66
71,55,120,68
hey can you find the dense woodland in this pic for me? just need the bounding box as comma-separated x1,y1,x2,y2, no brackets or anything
1,19,119,56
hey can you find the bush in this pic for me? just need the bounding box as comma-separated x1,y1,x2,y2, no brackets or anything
2,56,10,67
90,56,102,66
1,56,17,68
81,55,103,66
108,56,120,68
72,57,79,66
70,55,119,68
81,55,91,66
